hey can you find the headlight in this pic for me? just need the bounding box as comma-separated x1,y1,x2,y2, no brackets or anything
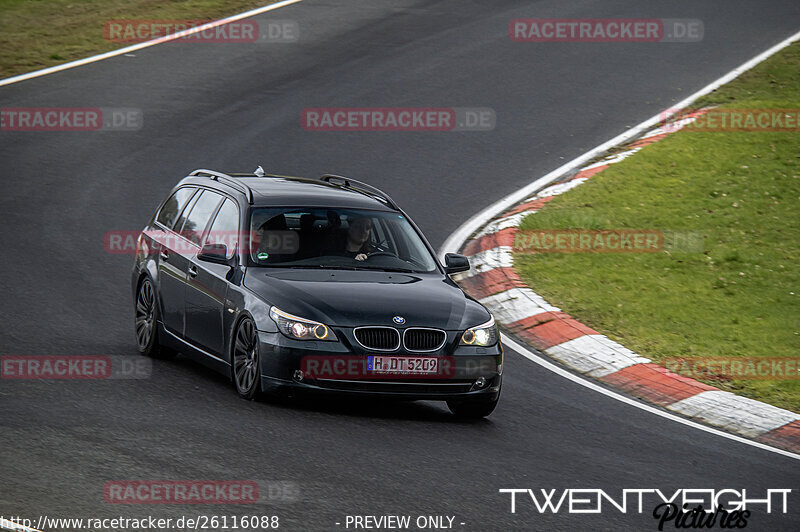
460,316,498,346
269,306,337,341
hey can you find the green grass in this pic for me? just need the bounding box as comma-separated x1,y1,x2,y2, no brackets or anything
515,43,800,412
0,0,282,78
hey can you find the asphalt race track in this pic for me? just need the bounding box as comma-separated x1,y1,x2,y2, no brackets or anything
1,1,799,530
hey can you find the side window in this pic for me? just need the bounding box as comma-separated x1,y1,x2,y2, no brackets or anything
156,187,196,230
173,192,200,236
203,199,239,259
178,190,224,246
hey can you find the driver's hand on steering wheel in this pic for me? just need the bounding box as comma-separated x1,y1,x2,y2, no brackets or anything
355,253,368,261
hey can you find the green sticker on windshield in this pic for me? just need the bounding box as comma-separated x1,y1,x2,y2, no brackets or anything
257,252,269,260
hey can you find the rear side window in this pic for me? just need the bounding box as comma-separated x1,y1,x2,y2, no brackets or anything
203,199,240,259
178,190,224,246
156,187,196,229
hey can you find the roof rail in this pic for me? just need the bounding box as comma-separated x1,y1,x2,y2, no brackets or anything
320,174,398,210
190,168,254,204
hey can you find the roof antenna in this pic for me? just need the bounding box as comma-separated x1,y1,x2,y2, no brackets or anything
254,166,265,177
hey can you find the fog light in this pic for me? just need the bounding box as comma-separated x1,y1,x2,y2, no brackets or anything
471,376,487,391
293,370,304,382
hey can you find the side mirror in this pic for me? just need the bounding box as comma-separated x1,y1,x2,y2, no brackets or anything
197,243,231,265
444,253,470,274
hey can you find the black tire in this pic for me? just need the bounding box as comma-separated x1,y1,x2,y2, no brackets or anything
232,317,262,400
447,397,499,419
135,277,176,359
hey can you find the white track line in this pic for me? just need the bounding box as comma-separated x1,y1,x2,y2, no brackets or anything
0,518,41,532
441,30,800,458
502,335,800,461
439,29,800,263
0,0,304,88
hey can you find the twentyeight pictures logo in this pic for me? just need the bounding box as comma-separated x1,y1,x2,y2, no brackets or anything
500,488,791,513
500,489,792,529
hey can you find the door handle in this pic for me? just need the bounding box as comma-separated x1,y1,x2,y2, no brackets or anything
188,265,198,278
160,250,169,261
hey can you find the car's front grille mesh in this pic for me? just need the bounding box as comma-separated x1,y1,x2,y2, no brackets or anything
404,329,446,351
354,327,447,352
354,327,400,350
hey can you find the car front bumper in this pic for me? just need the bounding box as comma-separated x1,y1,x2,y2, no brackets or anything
256,330,502,400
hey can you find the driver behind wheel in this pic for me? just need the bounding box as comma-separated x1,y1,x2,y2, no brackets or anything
339,216,373,261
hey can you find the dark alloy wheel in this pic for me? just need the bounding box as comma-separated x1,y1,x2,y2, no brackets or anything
135,277,175,358
233,317,261,399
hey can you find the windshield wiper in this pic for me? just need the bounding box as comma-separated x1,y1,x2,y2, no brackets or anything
296,264,360,270
256,263,418,273
355,266,417,273
255,264,357,270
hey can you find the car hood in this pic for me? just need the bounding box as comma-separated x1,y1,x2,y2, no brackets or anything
243,268,490,329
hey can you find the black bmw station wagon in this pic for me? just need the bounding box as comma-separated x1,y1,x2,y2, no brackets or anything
132,168,502,417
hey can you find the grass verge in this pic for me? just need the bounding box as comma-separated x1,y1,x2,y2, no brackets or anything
515,43,800,412
0,0,282,79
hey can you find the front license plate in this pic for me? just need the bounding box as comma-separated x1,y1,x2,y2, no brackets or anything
368,356,438,374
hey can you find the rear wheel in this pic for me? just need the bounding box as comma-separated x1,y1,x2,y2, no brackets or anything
233,317,262,400
135,277,175,358
447,396,499,419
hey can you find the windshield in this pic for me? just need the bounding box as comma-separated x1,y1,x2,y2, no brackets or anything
248,207,439,273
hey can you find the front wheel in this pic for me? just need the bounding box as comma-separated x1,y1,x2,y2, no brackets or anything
135,277,175,358
232,317,262,399
447,396,499,419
